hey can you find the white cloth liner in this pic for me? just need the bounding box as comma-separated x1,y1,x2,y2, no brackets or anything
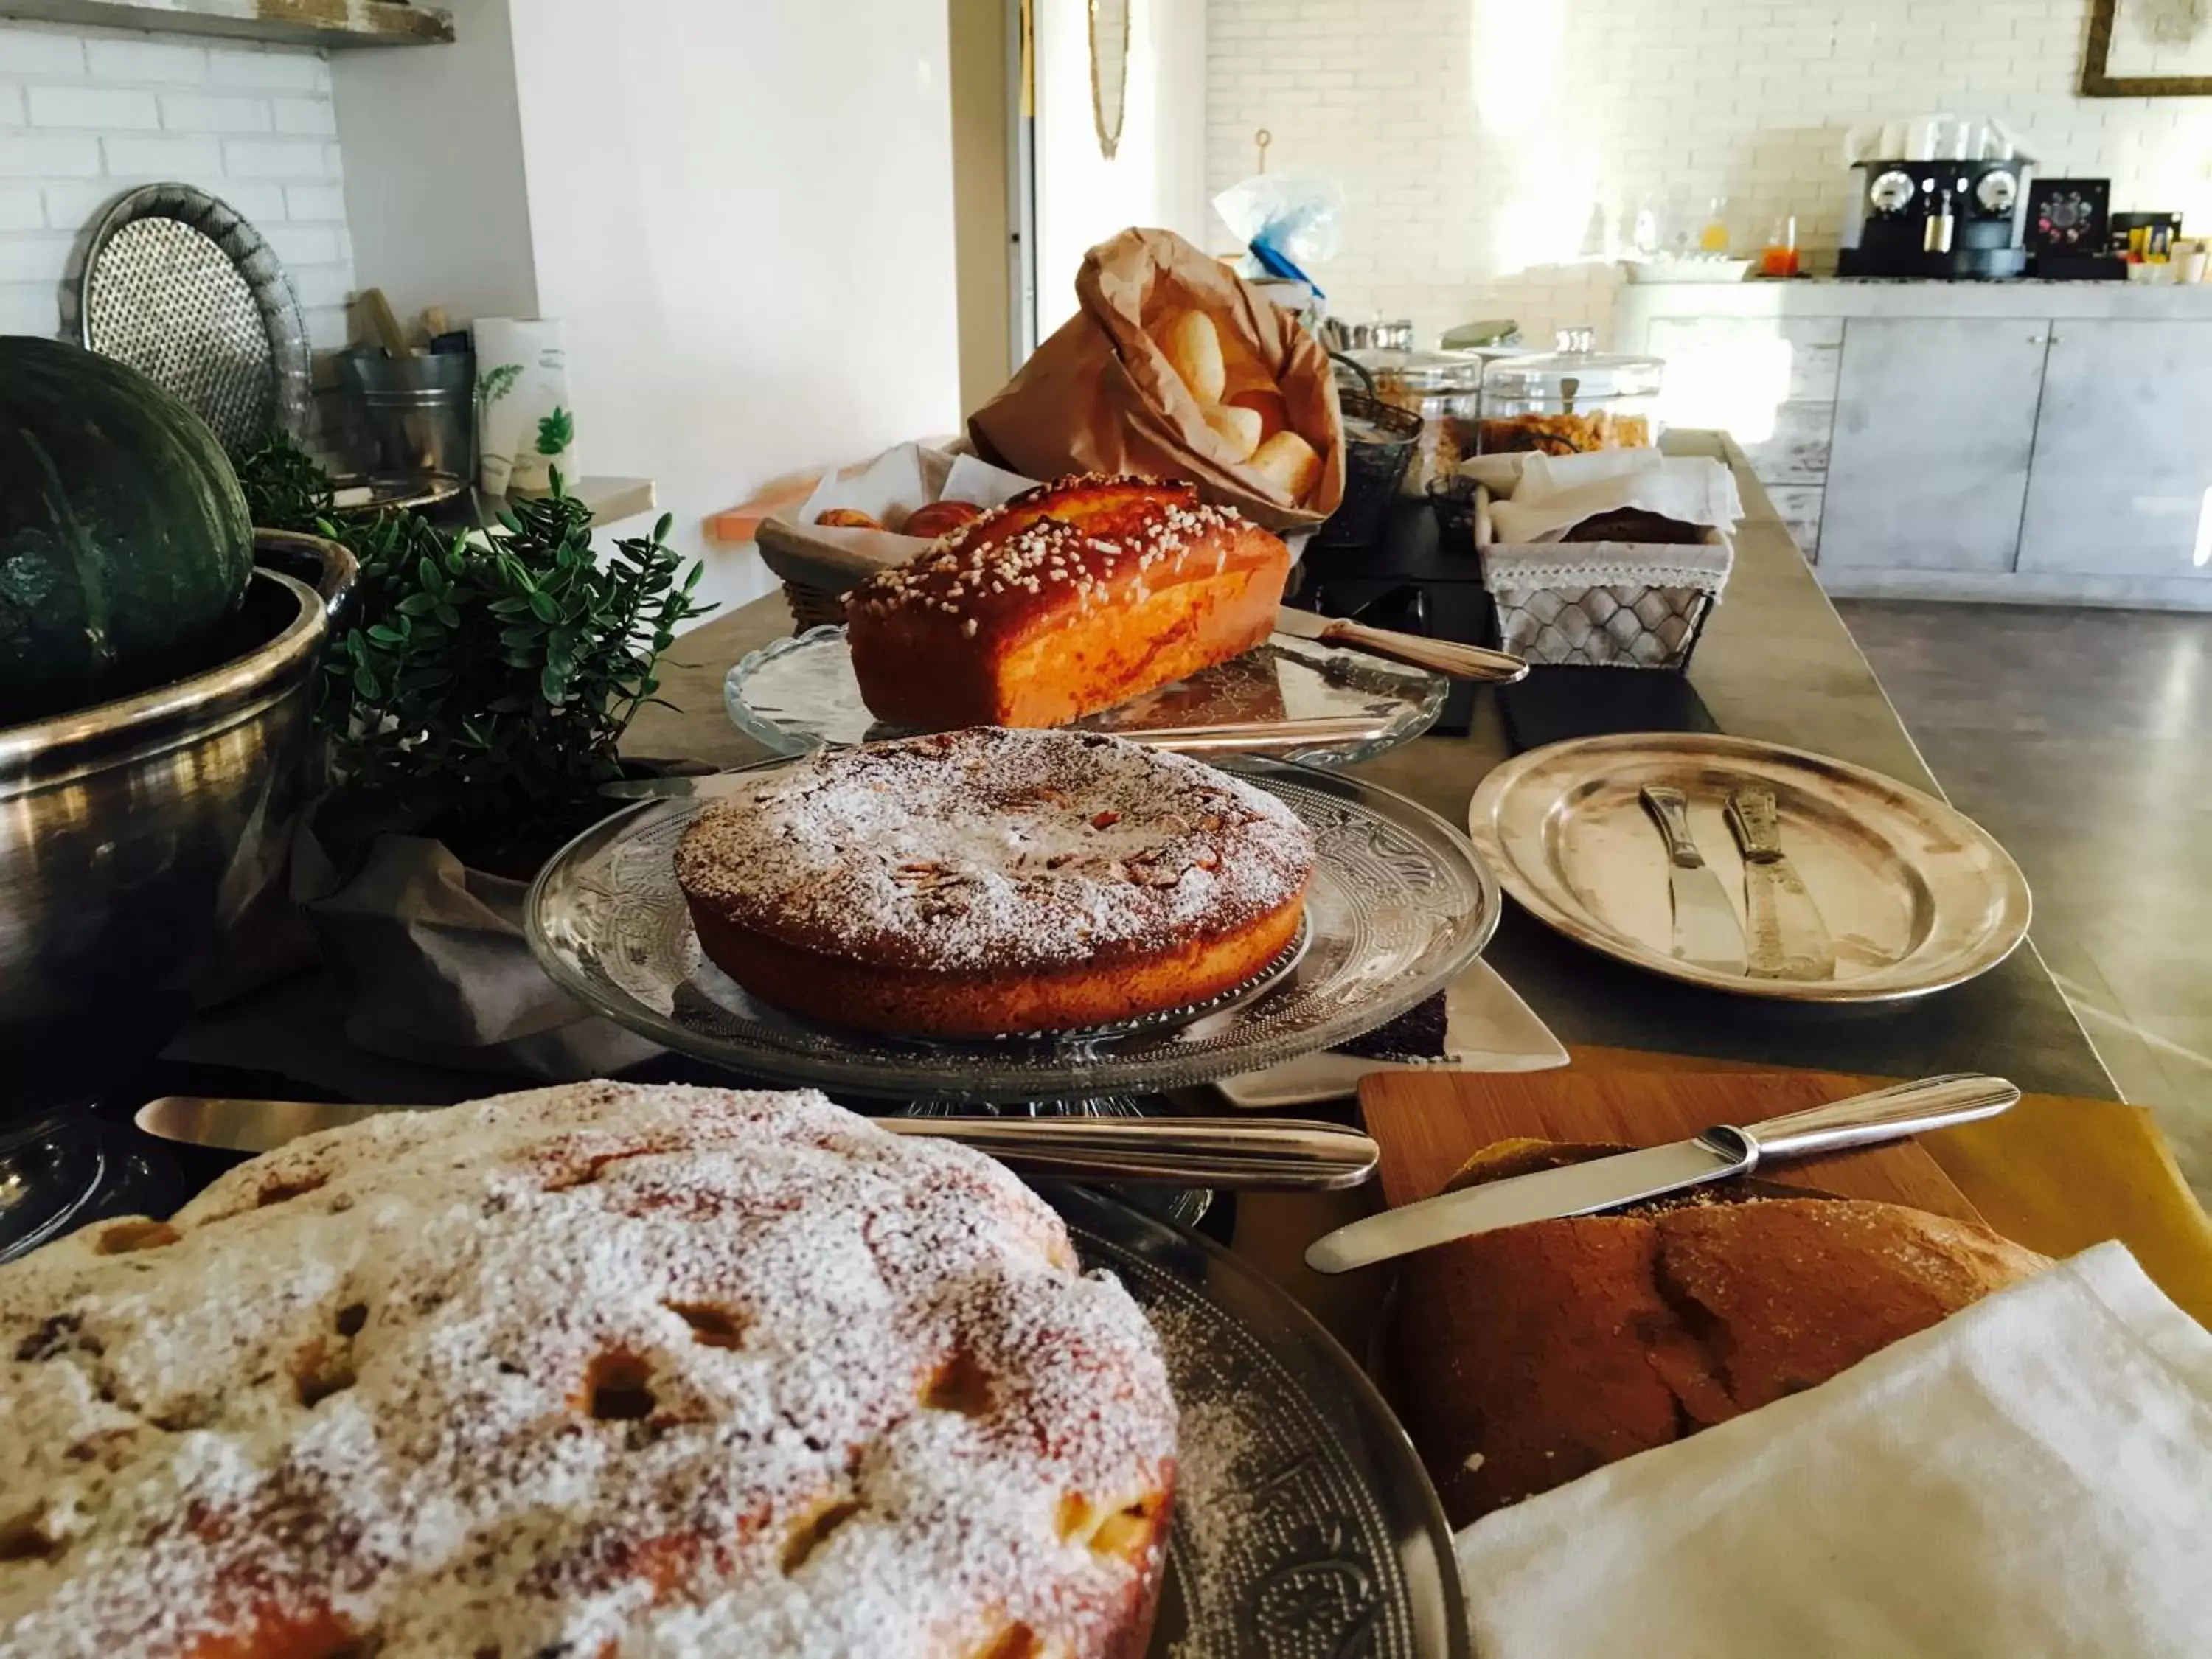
1477,538,1734,592
1489,453,1744,545
1455,1242,2212,1658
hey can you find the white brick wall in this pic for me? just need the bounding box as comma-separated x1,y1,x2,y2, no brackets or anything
1208,0,2212,347
0,19,355,356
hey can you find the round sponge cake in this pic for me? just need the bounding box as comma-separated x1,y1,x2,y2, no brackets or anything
674,727,1317,1037
0,1083,1178,1659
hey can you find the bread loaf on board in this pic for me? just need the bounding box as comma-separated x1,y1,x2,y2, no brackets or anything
846,475,1290,731
1390,1139,2049,1527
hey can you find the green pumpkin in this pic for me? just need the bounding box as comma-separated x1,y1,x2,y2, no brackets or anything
0,335,254,724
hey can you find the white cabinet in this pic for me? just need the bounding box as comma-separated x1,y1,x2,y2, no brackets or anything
1646,315,1840,557
1819,319,2048,574
1613,281,2212,607
2016,321,2212,580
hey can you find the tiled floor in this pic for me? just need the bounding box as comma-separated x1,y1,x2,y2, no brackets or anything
1838,599,2212,1200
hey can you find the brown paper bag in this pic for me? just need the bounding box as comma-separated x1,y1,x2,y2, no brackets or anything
968,227,1346,532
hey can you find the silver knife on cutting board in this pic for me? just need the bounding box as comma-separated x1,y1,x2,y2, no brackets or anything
1304,1074,2020,1273
1638,785,1746,975
1725,786,1837,981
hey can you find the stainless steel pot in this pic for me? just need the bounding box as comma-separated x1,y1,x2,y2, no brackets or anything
0,532,352,1116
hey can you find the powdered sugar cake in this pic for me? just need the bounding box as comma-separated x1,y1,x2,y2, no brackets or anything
844,475,1290,731
674,727,1317,1037
0,1083,1177,1659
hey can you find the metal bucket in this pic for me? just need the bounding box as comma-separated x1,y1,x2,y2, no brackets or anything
0,534,351,1119
338,348,476,479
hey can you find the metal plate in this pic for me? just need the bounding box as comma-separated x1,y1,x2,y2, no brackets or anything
723,625,1448,767
1467,732,2031,1002
526,758,1499,1102
327,470,468,519
72,183,311,449
1052,1184,1470,1659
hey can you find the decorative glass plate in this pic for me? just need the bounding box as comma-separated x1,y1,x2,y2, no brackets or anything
526,758,1499,1102
723,625,1449,767
1053,1183,1469,1659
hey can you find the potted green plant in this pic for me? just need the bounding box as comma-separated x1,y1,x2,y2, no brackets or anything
240,437,713,1076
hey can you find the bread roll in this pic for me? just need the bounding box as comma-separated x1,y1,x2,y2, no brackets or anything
1250,430,1321,504
1199,403,1264,462
900,499,983,540
1226,386,1290,442
1154,309,1228,404
1390,1141,2049,1528
814,507,883,530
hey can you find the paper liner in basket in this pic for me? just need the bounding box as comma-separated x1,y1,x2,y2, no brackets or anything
967,227,1346,533
753,443,1038,599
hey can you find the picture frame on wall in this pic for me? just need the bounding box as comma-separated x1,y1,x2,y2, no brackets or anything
2084,0,2212,95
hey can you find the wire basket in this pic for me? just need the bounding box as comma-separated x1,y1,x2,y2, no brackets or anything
1472,486,1727,671
1315,390,1422,551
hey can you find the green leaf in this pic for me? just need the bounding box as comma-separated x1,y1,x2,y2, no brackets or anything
366,624,406,646
352,664,380,699
396,592,439,616
488,597,535,616
540,664,567,703
434,602,462,628
528,589,560,623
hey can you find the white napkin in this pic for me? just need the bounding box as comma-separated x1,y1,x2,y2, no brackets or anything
1489,455,1743,545
1455,1243,2212,1658
1211,959,1566,1108
1513,445,1664,498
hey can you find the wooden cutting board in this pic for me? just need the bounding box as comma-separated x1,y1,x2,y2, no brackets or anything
1360,1066,1986,1224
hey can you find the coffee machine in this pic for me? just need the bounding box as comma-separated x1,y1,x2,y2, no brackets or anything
1837,115,2033,279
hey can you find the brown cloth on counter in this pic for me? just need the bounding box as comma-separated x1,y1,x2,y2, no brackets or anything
968,227,1346,533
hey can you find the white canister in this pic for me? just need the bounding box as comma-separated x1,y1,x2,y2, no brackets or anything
473,318,577,495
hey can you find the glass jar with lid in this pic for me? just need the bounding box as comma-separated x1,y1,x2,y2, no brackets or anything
1475,329,1663,456
1340,348,1492,490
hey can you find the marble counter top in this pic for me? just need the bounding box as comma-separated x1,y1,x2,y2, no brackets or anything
1620,276,2212,321
624,434,2117,1102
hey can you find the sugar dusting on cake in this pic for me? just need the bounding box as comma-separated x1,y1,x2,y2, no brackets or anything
675,727,1317,973
0,1083,1177,1659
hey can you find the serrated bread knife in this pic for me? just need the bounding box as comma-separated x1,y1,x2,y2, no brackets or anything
1304,1074,2020,1273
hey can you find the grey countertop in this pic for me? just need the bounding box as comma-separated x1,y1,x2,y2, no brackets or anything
177,434,2115,1105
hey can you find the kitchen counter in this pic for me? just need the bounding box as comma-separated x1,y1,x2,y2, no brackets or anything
1618,282,2212,608
627,431,2117,1101
1621,274,2212,323
172,431,2111,1109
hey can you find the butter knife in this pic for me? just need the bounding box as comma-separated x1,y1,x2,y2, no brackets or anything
1638,785,1746,975
1304,1073,2020,1272
1725,787,1836,981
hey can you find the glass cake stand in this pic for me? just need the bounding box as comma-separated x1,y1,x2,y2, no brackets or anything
1054,1183,1468,1659
525,757,1499,1107
723,625,1448,767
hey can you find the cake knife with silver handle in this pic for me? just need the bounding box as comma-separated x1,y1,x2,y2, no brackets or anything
133,1096,1380,1191
599,714,1398,801
1725,785,1836,981
1304,1073,2020,1273
1638,785,1746,975
1272,605,1528,683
